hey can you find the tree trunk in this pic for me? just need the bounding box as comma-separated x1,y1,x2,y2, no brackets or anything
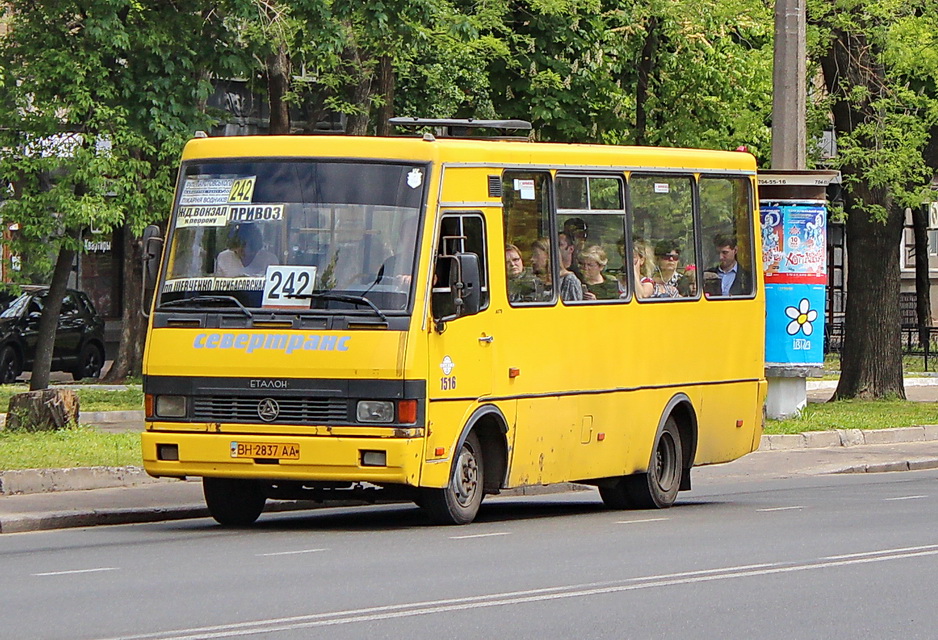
267,45,292,135
30,240,77,391
822,25,906,399
833,196,905,399
375,55,394,137
102,224,146,382
633,16,659,146
912,204,932,345
343,43,374,136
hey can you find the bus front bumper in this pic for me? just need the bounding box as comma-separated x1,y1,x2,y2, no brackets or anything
141,430,425,486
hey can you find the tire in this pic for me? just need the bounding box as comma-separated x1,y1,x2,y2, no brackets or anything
0,345,21,385
203,477,267,526
625,417,683,509
421,431,484,525
71,343,104,380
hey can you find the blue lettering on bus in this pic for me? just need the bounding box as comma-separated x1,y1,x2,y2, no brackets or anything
191,332,352,353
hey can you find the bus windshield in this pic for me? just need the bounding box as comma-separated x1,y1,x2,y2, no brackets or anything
158,160,427,314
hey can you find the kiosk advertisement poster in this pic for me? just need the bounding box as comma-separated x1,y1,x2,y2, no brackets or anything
761,203,827,366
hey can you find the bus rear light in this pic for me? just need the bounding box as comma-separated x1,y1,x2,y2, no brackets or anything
398,400,418,424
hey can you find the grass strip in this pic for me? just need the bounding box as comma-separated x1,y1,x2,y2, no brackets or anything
0,425,141,470
766,398,938,435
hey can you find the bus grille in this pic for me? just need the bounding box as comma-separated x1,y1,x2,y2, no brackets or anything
191,396,349,424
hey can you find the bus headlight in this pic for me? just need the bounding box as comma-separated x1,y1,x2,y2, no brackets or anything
357,401,394,423
155,395,187,418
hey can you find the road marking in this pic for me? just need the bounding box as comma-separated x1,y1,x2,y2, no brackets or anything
823,544,938,560
33,567,117,577
449,532,511,540
884,495,927,501
257,549,328,557
756,506,804,512
615,518,669,524
93,544,938,640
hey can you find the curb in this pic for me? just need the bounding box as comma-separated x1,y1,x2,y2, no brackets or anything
759,425,938,451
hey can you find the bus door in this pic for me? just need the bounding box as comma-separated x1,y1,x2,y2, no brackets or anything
428,212,494,404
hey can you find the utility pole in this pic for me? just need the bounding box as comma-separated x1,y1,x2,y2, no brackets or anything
771,0,806,171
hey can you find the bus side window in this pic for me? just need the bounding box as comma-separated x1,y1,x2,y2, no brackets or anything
502,172,554,305
556,175,627,303
699,177,755,298
629,175,697,300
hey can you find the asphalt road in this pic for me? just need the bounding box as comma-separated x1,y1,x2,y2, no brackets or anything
2,468,938,640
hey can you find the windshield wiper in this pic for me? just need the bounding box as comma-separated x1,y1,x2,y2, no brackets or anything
160,295,253,318
294,292,388,322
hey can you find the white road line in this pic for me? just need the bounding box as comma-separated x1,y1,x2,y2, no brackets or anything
884,495,927,501
93,544,938,640
615,518,669,524
449,532,511,540
757,506,804,512
257,549,328,557
823,544,938,561
33,567,117,577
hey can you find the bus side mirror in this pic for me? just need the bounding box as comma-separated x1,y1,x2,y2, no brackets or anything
141,224,164,317
432,252,481,331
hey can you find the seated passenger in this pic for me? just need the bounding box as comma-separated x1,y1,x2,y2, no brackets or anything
651,240,682,298
215,224,277,277
578,245,619,300
506,243,548,303
704,234,752,297
631,240,655,299
557,232,584,302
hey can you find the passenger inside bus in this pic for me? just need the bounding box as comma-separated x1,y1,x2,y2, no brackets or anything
506,244,548,302
215,224,277,277
704,234,751,296
557,232,584,301
651,240,686,298
578,245,619,300
563,217,587,281
630,239,655,299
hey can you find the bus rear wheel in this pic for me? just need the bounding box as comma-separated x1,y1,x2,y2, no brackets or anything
203,477,267,526
600,417,683,510
421,431,484,525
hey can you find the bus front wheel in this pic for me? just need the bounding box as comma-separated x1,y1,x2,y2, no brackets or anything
203,477,267,526
600,417,683,510
421,431,484,525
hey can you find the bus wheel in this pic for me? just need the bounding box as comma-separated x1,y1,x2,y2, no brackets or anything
203,477,267,526
626,417,683,509
422,431,484,525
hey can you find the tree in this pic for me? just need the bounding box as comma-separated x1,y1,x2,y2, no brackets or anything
812,0,938,399
0,0,231,385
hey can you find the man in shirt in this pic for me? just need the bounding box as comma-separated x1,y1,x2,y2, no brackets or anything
704,235,751,297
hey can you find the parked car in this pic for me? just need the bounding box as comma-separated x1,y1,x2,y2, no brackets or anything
0,286,106,384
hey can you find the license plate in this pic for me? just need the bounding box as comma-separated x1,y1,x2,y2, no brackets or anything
230,442,300,460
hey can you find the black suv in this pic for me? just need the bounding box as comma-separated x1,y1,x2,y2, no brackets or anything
0,286,106,384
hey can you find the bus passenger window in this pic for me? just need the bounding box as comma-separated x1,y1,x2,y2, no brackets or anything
502,172,554,305
555,174,627,304
700,177,755,298
630,175,697,300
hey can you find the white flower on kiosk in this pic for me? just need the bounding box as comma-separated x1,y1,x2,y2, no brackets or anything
785,298,817,336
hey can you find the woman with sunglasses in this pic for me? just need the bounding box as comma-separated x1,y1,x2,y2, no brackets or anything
651,240,682,298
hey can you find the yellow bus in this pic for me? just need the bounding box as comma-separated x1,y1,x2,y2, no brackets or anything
141,119,766,526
